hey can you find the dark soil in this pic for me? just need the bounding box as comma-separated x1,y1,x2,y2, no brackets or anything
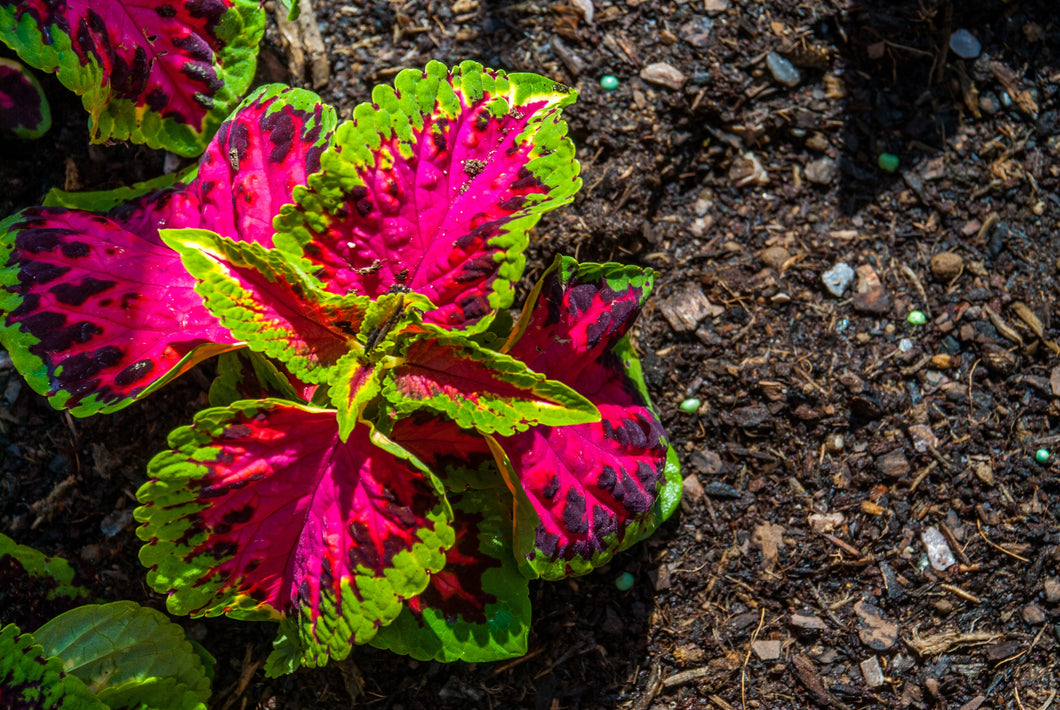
4,0,1060,708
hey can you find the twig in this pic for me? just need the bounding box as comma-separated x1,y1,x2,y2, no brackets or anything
909,461,938,493
940,583,981,604
977,519,1030,562
627,663,663,710
741,609,766,710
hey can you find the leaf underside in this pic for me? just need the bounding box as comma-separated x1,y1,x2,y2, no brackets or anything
0,56,50,139
33,601,212,710
497,257,681,579
136,400,454,668
0,0,265,155
275,59,582,329
0,623,105,710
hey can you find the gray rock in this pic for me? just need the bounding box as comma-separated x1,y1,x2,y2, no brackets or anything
877,449,911,478
766,52,800,87
949,29,981,59
921,526,956,571
1045,577,1060,603
1022,604,1047,625
658,283,723,332
860,656,885,688
822,263,855,297
805,156,837,184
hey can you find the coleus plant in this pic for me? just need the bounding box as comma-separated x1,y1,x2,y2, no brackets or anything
0,0,268,155
0,61,680,672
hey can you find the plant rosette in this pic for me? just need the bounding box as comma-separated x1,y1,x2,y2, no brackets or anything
0,61,681,671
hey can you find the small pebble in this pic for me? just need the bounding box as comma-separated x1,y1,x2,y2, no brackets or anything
1022,604,1047,625
877,153,900,172
898,338,914,352
680,397,701,413
765,52,800,87
1035,448,1051,464
822,263,855,297
639,62,686,90
922,526,956,571
860,656,885,688
1043,577,1060,603
615,572,635,591
929,252,963,282
979,92,1001,115
805,156,838,185
752,639,781,661
907,310,927,326
760,245,790,270
600,74,619,91
949,29,982,59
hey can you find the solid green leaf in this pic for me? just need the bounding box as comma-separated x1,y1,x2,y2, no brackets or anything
33,602,212,710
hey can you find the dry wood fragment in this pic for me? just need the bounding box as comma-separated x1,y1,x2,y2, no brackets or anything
275,0,330,89
905,628,1000,656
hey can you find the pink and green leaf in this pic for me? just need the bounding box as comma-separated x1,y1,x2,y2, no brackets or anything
0,0,265,156
0,533,91,604
274,59,581,328
384,414,500,491
379,322,599,436
503,256,656,383
187,83,337,248
370,489,530,662
135,400,454,668
0,56,50,139
161,227,373,385
493,258,680,579
0,624,106,710
0,209,240,416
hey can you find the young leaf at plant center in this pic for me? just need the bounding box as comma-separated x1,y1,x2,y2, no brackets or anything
493,257,681,579
135,400,455,668
275,59,582,329
33,602,212,710
162,227,391,386
377,322,600,436
0,0,265,156
370,489,530,662
0,56,50,139
0,623,105,710
0,209,242,416
0,85,336,416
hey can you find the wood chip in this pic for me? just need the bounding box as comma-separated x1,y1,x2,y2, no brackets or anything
905,629,1000,656
275,0,330,89
752,639,781,660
